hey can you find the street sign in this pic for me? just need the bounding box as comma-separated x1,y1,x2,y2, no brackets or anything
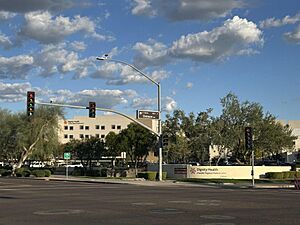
136,110,160,120
64,152,71,160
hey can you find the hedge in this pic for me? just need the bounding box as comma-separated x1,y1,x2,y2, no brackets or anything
0,169,12,177
265,171,300,179
15,168,31,177
137,171,167,181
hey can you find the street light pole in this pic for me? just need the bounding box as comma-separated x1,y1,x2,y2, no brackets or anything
96,56,163,181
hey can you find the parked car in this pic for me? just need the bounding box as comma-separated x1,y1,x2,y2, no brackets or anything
29,161,45,168
65,162,83,168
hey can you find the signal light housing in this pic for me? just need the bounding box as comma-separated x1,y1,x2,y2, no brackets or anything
27,91,35,117
245,127,253,150
89,102,96,118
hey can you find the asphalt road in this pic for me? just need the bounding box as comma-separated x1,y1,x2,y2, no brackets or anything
0,178,299,225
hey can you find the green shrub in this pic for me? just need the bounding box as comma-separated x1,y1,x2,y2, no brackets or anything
72,167,84,176
23,169,31,177
32,170,46,177
266,172,284,179
156,172,167,180
137,172,157,181
86,168,101,177
44,169,51,177
15,168,24,177
100,168,107,177
1,169,12,177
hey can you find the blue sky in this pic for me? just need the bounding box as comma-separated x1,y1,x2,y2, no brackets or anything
0,0,300,120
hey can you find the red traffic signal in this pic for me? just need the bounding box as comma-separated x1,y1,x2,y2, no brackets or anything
27,91,35,116
89,102,96,118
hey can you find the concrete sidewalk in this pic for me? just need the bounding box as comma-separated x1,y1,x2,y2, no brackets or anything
44,175,297,189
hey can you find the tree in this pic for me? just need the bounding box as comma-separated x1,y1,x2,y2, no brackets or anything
105,132,120,157
13,106,64,171
0,109,22,161
212,93,296,164
117,123,157,175
71,137,105,170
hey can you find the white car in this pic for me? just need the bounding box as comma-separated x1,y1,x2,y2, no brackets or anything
66,163,83,168
30,162,45,168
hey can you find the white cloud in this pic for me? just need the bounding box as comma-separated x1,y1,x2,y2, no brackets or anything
186,82,193,89
131,96,177,112
0,54,34,79
34,44,93,78
0,82,31,102
131,0,157,17
70,41,87,51
259,13,300,29
163,96,177,112
48,89,138,109
131,0,244,21
19,11,111,44
0,33,13,49
169,16,263,62
284,25,300,43
131,17,262,65
0,11,16,20
0,0,74,13
133,39,170,68
92,61,169,85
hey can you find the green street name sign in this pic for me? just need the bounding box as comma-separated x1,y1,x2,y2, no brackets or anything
64,152,71,160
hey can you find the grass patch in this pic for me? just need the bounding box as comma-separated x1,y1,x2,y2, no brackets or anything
176,178,293,184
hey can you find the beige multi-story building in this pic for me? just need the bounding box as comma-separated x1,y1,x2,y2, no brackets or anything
58,115,159,163
58,115,158,144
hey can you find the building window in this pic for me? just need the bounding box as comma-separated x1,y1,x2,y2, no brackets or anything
101,134,105,139
64,126,68,130
95,125,100,130
85,126,89,130
64,134,68,138
85,135,89,139
111,125,116,129
80,125,84,130
117,125,121,130
96,134,100,138
69,126,74,130
101,125,105,130
80,134,84,139
69,135,74,139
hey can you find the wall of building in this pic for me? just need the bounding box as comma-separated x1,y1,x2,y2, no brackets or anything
58,115,158,144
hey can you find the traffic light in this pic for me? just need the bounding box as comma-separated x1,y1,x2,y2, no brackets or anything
27,91,35,116
89,102,96,118
245,127,253,150
162,134,169,148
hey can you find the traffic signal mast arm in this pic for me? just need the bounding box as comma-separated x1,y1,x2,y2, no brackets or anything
35,101,159,137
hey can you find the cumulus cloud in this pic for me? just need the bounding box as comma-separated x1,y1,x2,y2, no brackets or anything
0,81,140,110
0,0,74,13
132,16,263,65
70,41,87,51
0,54,34,79
131,96,177,112
0,11,16,20
0,82,32,102
34,44,93,78
92,62,169,85
133,39,170,68
259,13,300,29
284,25,300,43
131,0,244,21
19,11,111,44
163,96,177,112
48,89,138,109
169,16,263,62
131,0,157,17
0,33,13,49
